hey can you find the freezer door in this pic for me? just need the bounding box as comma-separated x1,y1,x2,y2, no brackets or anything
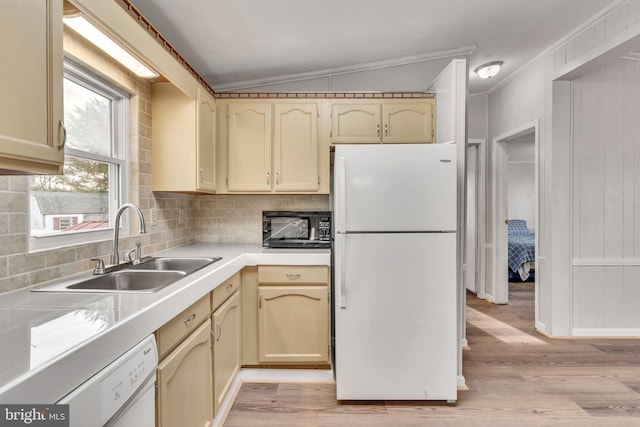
334,232,457,400
334,144,457,233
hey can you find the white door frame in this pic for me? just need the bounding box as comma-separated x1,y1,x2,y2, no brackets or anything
492,120,539,306
465,139,486,298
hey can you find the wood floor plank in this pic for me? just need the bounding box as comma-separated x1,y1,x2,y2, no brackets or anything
223,282,640,426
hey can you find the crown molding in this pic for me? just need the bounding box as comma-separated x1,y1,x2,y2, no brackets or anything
213,45,476,92
482,0,628,96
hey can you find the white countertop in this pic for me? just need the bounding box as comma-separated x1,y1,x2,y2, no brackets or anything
0,243,331,403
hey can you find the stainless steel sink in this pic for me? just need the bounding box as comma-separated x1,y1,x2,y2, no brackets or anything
66,270,186,293
31,256,222,294
130,257,221,274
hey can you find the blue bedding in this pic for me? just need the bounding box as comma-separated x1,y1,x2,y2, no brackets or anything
508,233,535,275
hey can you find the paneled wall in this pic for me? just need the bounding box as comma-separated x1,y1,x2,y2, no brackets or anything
486,0,640,335
571,58,640,334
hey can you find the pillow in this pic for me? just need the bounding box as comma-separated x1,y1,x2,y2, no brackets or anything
508,219,530,235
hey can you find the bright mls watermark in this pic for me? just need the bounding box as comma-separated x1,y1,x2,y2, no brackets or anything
0,405,69,427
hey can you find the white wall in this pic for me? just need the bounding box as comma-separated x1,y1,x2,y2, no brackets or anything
506,136,535,231
217,59,453,92
468,94,488,140
571,58,640,335
484,0,640,335
428,59,468,387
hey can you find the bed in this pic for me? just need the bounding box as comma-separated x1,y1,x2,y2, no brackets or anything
508,219,535,281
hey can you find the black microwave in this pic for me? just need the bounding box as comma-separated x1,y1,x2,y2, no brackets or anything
262,211,332,248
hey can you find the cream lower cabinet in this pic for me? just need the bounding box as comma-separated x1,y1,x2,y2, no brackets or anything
330,99,435,144
256,265,330,364
212,291,241,414
0,0,64,174
157,320,214,427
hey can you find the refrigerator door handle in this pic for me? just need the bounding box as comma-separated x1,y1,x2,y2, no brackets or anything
336,233,347,308
335,157,346,233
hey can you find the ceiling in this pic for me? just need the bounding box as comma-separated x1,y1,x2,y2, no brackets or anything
128,0,614,94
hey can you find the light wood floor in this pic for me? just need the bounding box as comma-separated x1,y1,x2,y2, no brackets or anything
224,283,640,426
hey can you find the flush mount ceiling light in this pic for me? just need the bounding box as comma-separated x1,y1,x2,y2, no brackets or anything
474,61,503,79
63,15,159,79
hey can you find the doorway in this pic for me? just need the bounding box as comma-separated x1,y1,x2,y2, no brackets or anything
492,121,539,313
464,139,485,297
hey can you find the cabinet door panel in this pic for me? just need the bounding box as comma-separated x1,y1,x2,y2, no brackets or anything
157,320,213,427
331,104,381,143
197,87,216,191
212,291,241,414
273,103,319,192
0,0,64,174
383,101,434,143
227,102,272,191
258,285,329,363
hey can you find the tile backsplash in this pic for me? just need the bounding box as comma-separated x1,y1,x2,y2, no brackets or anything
196,194,330,243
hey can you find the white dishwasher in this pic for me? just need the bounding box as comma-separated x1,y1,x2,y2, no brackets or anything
58,335,158,427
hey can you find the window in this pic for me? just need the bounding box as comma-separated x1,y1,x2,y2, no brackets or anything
30,61,129,250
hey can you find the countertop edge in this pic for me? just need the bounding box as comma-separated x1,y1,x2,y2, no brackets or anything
0,243,331,403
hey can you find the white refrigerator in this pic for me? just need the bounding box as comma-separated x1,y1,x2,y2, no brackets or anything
333,143,457,401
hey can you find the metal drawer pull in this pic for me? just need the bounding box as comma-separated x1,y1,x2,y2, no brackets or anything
216,323,222,341
184,313,196,324
286,273,301,280
226,283,234,291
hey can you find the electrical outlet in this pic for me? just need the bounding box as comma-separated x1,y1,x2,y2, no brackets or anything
150,208,158,226
178,208,184,225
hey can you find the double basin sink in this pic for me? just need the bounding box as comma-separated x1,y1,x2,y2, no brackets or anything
31,257,221,294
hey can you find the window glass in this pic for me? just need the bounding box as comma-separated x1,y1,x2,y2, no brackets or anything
29,61,128,247
63,79,111,156
31,156,111,235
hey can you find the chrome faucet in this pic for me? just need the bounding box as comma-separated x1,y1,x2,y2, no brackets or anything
110,203,147,265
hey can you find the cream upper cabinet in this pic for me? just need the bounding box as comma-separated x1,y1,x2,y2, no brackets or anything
220,99,327,194
226,101,272,192
197,86,216,192
152,82,216,193
273,103,319,192
256,265,330,364
330,103,381,143
383,101,435,143
330,99,435,144
212,291,241,415
157,319,214,427
0,0,64,174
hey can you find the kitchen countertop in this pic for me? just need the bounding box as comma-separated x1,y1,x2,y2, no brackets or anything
0,243,331,403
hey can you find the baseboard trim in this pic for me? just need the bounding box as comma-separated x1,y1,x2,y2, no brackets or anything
572,328,640,337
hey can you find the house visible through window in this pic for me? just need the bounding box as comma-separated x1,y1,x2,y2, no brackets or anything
30,61,129,249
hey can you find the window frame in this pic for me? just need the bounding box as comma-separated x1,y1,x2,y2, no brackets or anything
29,59,130,251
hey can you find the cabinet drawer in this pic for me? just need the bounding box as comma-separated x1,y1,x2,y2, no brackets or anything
258,265,328,285
212,272,240,312
157,294,211,359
